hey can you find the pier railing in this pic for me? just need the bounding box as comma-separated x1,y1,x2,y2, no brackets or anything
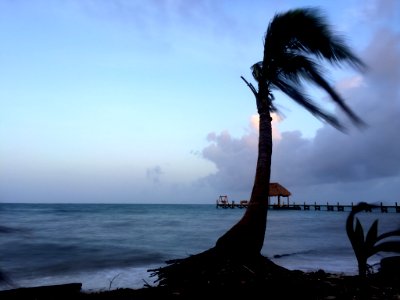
215,200,400,213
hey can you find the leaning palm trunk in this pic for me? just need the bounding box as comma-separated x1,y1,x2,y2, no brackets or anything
214,24,274,254
149,107,284,290
215,110,272,255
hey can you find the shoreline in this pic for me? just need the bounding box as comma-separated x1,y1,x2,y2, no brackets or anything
1,253,368,293
0,257,370,294
1,268,400,300
0,262,361,294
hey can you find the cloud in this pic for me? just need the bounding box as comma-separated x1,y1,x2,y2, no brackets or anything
250,113,282,140
74,0,243,42
336,75,365,91
200,129,256,193
146,165,164,184
199,26,400,203
199,114,281,194
361,0,399,21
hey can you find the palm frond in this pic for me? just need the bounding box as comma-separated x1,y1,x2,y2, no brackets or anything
276,54,365,128
265,7,366,71
272,78,344,130
251,7,367,129
251,62,263,82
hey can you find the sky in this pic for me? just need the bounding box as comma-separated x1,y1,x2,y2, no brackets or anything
0,0,399,204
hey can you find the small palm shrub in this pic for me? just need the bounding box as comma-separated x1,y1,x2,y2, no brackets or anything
346,202,400,278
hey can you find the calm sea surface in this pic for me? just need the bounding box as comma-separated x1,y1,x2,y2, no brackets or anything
0,203,399,292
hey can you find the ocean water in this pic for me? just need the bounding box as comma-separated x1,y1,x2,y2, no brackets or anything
0,203,399,292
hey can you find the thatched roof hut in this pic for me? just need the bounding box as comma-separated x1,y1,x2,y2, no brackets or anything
269,182,291,206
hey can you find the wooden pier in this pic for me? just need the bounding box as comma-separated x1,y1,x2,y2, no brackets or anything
215,196,400,213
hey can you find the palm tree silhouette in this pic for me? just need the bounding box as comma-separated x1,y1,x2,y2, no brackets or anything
216,6,366,256
151,7,366,288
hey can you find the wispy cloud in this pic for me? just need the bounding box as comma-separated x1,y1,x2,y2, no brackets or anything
146,165,164,184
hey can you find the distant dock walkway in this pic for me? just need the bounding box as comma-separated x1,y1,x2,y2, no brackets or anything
215,196,400,213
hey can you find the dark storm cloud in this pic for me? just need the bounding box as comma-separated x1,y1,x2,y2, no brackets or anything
199,27,400,199
281,28,400,186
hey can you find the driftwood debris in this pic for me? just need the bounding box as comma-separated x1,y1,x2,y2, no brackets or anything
0,283,82,299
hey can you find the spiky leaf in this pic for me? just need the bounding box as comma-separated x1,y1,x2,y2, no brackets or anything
377,229,400,242
365,219,379,256
352,218,365,254
372,241,400,256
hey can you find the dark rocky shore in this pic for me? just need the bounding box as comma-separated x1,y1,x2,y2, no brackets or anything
1,255,399,300
1,271,399,300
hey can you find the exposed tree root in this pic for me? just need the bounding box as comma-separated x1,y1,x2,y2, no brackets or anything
148,247,312,298
147,247,400,299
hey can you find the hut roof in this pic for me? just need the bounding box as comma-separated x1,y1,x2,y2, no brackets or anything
269,182,291,197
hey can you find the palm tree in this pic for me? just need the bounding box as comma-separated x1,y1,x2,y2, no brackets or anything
215,7,366,256
151,7,366,289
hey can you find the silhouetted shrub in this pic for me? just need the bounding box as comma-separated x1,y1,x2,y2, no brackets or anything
346,202,400,278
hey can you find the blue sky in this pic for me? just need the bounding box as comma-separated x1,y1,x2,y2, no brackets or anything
1,0,399,204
